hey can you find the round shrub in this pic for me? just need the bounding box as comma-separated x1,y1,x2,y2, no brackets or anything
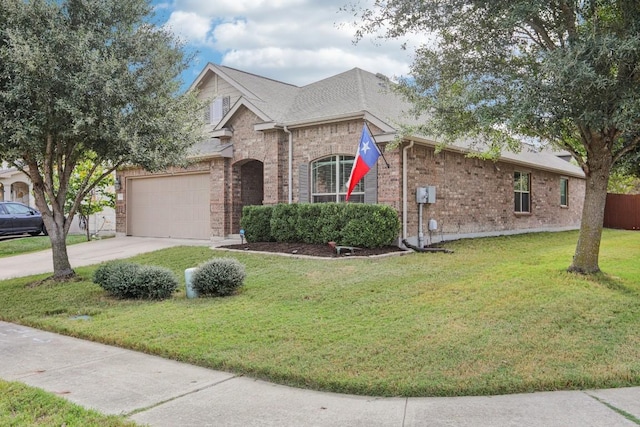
133,265,179,300
93,262,178,300
192,258,246,297
93,261,141,299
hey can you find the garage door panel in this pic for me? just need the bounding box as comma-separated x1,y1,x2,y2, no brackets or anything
128,174,210,239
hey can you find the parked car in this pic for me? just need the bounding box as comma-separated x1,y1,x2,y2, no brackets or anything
0,201,47,236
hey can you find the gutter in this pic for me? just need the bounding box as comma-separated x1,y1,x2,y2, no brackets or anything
284,125,293,204
402,140,414,242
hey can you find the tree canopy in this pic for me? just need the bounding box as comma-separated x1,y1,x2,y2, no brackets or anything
351,0,640,273
0,0,203,278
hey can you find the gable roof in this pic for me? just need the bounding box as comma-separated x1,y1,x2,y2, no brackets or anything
192,64,412,129
190,64,584,178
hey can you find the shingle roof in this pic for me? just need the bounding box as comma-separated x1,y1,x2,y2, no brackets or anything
215,66,300,121
197,64,584,178
213,65,413,126
283,68,412,124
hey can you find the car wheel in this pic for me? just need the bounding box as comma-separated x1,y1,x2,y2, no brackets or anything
29,231,41,236
41,225,48,236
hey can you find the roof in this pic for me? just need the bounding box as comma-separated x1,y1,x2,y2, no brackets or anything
191,64,584,179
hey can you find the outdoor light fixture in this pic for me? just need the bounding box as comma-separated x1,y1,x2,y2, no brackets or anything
114,177,122,191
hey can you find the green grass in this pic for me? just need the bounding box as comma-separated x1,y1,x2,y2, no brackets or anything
0,234,88,258
0,379,138,426
1,229,639,397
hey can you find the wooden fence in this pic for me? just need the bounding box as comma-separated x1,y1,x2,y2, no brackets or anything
604,193,640,230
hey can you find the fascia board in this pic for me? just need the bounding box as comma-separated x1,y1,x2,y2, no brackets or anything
215,97,272,130
406,136,585,179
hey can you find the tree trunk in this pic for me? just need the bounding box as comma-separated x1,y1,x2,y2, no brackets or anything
47,215,75,279
568,142,612,274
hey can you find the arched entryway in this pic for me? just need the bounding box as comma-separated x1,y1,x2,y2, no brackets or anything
232,159,264,233
11,182,29,204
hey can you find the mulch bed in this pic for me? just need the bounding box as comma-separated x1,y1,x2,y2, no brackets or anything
218,241,409,258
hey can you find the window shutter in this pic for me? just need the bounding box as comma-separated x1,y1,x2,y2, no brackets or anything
222,96,231,115
211,98,224,124
364,162,378,204
299,163,309,203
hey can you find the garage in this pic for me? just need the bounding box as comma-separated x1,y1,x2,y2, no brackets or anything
127,173,211,239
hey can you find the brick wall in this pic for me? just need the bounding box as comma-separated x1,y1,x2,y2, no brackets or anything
403,144,584,240
117,111,585,241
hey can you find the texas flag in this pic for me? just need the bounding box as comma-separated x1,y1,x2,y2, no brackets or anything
345,124,381,201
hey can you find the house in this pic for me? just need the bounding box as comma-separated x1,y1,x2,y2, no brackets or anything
0,164,32,206
115,64,585,245
0,163,115,236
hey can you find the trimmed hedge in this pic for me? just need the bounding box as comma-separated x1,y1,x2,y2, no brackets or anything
93,262,179,300
240,205,273,243
270,203,299,242
240,203,400,248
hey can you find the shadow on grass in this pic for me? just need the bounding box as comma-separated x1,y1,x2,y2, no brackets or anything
590,272,638,296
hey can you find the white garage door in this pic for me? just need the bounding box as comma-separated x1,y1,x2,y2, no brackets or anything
127,174,210,239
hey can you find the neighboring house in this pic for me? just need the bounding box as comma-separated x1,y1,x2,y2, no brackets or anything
115,64,585,245
0,163,115,236
0,164,33,206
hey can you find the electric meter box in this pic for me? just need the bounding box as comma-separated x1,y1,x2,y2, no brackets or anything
416,186,436,204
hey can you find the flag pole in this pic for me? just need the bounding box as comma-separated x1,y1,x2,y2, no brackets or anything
365,121,390,169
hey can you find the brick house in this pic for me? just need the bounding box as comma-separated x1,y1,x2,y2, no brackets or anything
115,64,585,245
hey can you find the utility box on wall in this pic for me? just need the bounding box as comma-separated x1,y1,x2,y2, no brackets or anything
416,186,436,204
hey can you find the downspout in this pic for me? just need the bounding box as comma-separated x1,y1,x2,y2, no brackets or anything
284,125,293,204
402,140,414,243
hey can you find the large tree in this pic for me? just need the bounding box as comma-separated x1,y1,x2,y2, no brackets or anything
351,0,640,273
0,0,203,279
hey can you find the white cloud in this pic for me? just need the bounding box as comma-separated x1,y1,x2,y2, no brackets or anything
162,0,424,86
222,47,410,86
164,11,211,44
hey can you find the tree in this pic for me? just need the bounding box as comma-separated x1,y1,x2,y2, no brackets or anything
64,159,115,241
0,0,203,279
607,171,640,194
351,0,640,274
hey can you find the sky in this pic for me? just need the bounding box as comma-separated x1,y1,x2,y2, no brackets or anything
150,0,423,88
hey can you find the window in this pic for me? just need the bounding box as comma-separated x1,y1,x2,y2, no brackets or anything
204,96,231,124
311,155,364,203
4,202,32,215
560,177,568,207
514,171,530,213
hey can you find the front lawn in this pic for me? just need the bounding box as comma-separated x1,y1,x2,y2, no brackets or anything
0,380,137,426
0,234,88,258
0,229,638,397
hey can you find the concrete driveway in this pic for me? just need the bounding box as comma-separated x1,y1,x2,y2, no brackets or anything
0,235,218,280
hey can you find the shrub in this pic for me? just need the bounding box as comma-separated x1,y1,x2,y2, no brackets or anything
340,204,400,247
317,203,350,243
133,266,179,300
295,204,325,243
192,258,246,297
238,202,401,248
241,205,274,242
93,262,141,299
93,262,178,300
270,203,299,242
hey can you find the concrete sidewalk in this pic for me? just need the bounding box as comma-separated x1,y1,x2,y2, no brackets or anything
0,235,220,280
1,321,639,427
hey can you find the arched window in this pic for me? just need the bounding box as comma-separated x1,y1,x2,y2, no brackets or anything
311,155,364,203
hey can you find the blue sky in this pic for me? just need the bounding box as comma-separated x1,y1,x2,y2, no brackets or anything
149,0,425,88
